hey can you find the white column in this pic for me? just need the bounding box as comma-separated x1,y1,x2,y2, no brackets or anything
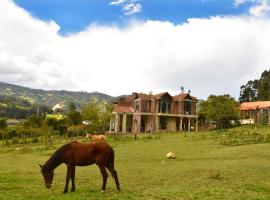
155,115,159,132
122,113,127,134
188,118,191,132
115,113,120,133
195,118,198,132
268,108,270,125
180,117,183,131
109,118,112,133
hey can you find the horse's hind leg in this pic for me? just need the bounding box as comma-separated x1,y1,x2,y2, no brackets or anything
71,166,76,192
106,165,120,191
98,166,108,192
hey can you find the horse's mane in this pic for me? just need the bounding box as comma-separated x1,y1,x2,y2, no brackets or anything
44,142,74,170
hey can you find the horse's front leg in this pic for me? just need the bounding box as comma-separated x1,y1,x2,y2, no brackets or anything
98,166,108,192
64,164,73,193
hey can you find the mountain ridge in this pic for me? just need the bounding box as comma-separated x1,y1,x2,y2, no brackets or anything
0,82,115,108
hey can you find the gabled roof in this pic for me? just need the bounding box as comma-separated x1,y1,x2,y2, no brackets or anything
240,101,270,111
153,92,172,99
173,93,198,101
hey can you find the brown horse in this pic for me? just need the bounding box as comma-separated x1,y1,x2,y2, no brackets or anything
86,133,107,142
39,141,120,193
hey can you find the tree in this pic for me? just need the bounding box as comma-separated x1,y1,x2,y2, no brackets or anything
82,98,113,133
68,102,76,112
239,80,259,102
239,69,270,102
180,86,185,94
82,98,100,132
68,111,82,126
0,118,7,129
24,115,43,128
199,95,239,129
258,70,270,100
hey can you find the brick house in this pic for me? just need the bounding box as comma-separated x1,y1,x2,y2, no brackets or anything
109,92,199,133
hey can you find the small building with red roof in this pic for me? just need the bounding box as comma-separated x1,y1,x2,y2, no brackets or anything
240,101,270,124
109,92,199,133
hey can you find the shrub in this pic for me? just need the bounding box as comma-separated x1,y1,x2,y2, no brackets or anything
0,118,7,129
58,125,68,135
11,137,19,144
67,125,89,137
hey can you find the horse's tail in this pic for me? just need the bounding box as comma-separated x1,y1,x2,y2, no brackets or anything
108,146,121,190
108,146,115,170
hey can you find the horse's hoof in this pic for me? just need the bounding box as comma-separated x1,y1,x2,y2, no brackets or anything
101,190,106,193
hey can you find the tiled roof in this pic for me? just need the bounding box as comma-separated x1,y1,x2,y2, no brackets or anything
113,105,134,113
153,92,172,99
173,93,198,101
240,101,270,111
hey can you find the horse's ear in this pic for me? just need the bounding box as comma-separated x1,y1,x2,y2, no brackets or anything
39,164,43,169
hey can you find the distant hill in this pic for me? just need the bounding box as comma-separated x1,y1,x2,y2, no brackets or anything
0,82,115,110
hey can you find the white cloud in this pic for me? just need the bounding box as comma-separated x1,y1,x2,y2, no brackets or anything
109,0,127,6
1,0,270,99
109,0,142,15
234,0,270,17
234,0,250,6
123,3,142,15
249,0,270,16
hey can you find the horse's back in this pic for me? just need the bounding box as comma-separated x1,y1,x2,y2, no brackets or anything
67,141,112,166
87,134,107,142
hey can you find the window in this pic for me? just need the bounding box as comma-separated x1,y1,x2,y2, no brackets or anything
147,100,151,112
158,99,170,113
184,101,191,114
135,100,140,112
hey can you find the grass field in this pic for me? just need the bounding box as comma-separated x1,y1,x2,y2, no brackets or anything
1,127,270,200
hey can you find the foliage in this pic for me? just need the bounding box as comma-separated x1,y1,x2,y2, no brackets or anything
0,82,114,109
0,95,51,119
68,111,82,126
67,124,89,137
68,102,76,112
67,102,82,126
46,114,69,132
24,115,44,128
239,69,270,102
199,95,239,128
209,125,270,146
82,98,113,133
0,118,7,129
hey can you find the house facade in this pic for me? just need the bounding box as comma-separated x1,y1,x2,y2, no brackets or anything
110,92,199,133
240,101,270,125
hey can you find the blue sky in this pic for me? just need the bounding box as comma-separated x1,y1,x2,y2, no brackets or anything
1,0,270,98
14,0,252,34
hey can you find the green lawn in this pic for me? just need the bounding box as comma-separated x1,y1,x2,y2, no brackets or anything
1,129,270,200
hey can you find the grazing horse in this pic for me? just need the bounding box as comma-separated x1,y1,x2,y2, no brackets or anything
39,141,120,193
86,133,107,142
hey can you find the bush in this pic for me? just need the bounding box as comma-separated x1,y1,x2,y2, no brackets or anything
11,137,19,144
31,136,39,143
58,125,68,135
217,127,270,146
0,118,7,129
67,125,89,137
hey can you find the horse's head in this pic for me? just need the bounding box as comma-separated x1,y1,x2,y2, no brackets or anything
39,164,54,189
